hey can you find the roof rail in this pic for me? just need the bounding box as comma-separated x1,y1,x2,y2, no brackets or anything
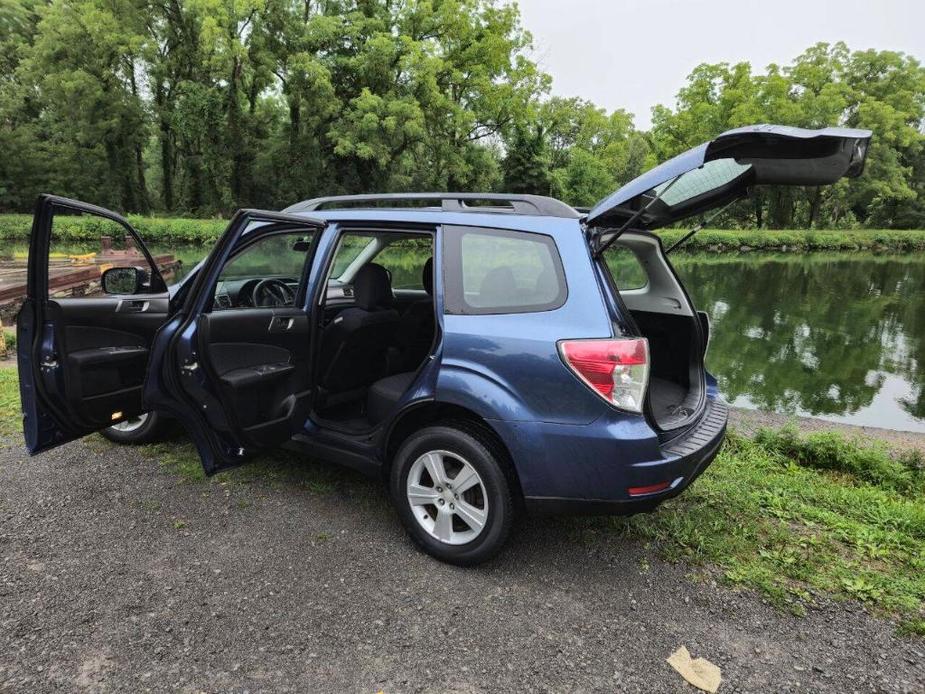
284,192,581,219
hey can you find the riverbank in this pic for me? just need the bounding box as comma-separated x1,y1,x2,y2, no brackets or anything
2,213,925,252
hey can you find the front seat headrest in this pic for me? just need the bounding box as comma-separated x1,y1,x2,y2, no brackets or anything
353,263,393,310
422,257,434,296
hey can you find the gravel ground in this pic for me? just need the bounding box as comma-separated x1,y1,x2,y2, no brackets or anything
1,431,923,693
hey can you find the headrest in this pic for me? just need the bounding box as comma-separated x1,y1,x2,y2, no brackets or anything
422,257,434,296
353,263,393,310
479,266,516,300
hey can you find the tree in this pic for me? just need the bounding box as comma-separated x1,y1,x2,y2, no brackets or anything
502,124,551,194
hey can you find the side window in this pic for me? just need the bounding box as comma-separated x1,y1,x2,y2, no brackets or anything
373,235,433,289
444,226,567,314
213,231,316,310
601,244,648,290
47,208,164,298
329,233,378,279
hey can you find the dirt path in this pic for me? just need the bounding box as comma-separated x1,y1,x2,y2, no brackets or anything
0,434,922,693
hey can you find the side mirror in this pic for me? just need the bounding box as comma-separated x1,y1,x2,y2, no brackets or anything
101,266,148,295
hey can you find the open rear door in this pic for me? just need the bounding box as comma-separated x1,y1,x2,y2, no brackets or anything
143,209,325,475
18,195,170,454
586,124,872,237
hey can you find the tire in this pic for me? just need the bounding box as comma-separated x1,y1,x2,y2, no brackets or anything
100,411,169,445
390,422,514,566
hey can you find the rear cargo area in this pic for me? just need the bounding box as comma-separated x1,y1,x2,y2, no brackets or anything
632,311,703,430
598,232,705,432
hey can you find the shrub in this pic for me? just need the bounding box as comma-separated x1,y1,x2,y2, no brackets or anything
755,424,925,494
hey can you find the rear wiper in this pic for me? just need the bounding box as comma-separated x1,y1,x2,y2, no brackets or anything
592,175,681,259
665,200,735,254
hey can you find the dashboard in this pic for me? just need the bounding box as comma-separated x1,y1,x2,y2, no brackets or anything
213,277,355,310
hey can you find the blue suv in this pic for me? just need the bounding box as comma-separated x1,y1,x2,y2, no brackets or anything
17,125,871,564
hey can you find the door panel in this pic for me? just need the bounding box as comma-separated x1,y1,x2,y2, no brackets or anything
144,210,326,474
18,195,169,454
50,297,168,428
200,308,312,440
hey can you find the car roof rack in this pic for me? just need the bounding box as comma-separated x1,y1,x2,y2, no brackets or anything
284,192,581,219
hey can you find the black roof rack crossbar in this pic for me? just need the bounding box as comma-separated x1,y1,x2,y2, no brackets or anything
284,193,581,219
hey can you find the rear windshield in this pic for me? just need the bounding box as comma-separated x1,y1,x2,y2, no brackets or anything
653,158,752,207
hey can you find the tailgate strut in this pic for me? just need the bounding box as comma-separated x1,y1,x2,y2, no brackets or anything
664,200,736,254
592,175,681,259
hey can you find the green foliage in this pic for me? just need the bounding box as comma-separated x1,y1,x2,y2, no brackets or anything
0,213,227,245
0,3,922,228
755,425,925,494
503,124,552,195
650,42,925,229
657,227,925,252
600,430,925,626
0,367,19,435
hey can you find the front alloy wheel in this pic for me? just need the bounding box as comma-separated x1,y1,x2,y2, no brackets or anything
101,411,169,444
391,423,513,565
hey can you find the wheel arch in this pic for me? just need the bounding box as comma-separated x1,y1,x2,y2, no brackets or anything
383,401,524,508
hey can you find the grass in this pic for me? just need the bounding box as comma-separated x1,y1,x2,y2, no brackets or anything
1,213,925,253
599,430,925,633
0,364,922,633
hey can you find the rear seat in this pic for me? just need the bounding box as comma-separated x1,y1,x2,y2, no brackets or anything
367,372,417,424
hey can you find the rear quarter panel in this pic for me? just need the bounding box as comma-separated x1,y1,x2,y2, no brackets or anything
436,221,614,425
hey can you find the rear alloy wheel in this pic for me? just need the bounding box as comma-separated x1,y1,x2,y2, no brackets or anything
101,411,169,444
391,424,513,565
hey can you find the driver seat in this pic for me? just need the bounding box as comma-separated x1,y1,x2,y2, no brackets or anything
317,263,400,402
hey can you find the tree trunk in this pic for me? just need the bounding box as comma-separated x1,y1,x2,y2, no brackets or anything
807,186,823,229
155,83,175,211
288,93,302,159
128,63,150,213
227,55,246,206
134,140,151,214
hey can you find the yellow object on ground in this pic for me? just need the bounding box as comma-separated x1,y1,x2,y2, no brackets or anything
667,645,722,693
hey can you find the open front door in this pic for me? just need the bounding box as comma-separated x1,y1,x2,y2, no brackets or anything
18,195,170,454
144,209,325,475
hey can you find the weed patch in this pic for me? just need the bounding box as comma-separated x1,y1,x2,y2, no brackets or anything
600,431,925,627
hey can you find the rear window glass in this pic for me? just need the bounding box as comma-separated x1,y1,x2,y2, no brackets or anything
601,244,647,290
444,226,566,314
654,158,752,207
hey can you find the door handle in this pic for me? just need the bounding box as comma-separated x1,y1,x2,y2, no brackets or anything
119,299,149,313
269,316,294,332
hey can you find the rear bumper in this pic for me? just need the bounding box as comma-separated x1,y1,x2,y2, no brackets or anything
522,398,727,516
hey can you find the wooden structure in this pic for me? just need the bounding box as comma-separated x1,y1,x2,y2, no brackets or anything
0,236,180,319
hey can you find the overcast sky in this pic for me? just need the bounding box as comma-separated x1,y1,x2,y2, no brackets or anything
516,0,925,129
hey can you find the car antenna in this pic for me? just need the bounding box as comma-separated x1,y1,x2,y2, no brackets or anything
593,175,682,259
664,200,736,254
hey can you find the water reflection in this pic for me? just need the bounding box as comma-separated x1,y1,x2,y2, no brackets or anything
673,253,925,432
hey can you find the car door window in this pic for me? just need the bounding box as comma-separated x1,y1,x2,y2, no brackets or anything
213,231,316,309
372,235,432,289
47,210,163,299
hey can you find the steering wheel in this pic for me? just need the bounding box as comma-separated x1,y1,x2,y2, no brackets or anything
253,278,295,307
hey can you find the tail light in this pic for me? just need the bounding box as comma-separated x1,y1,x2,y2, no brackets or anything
558,338,649,413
